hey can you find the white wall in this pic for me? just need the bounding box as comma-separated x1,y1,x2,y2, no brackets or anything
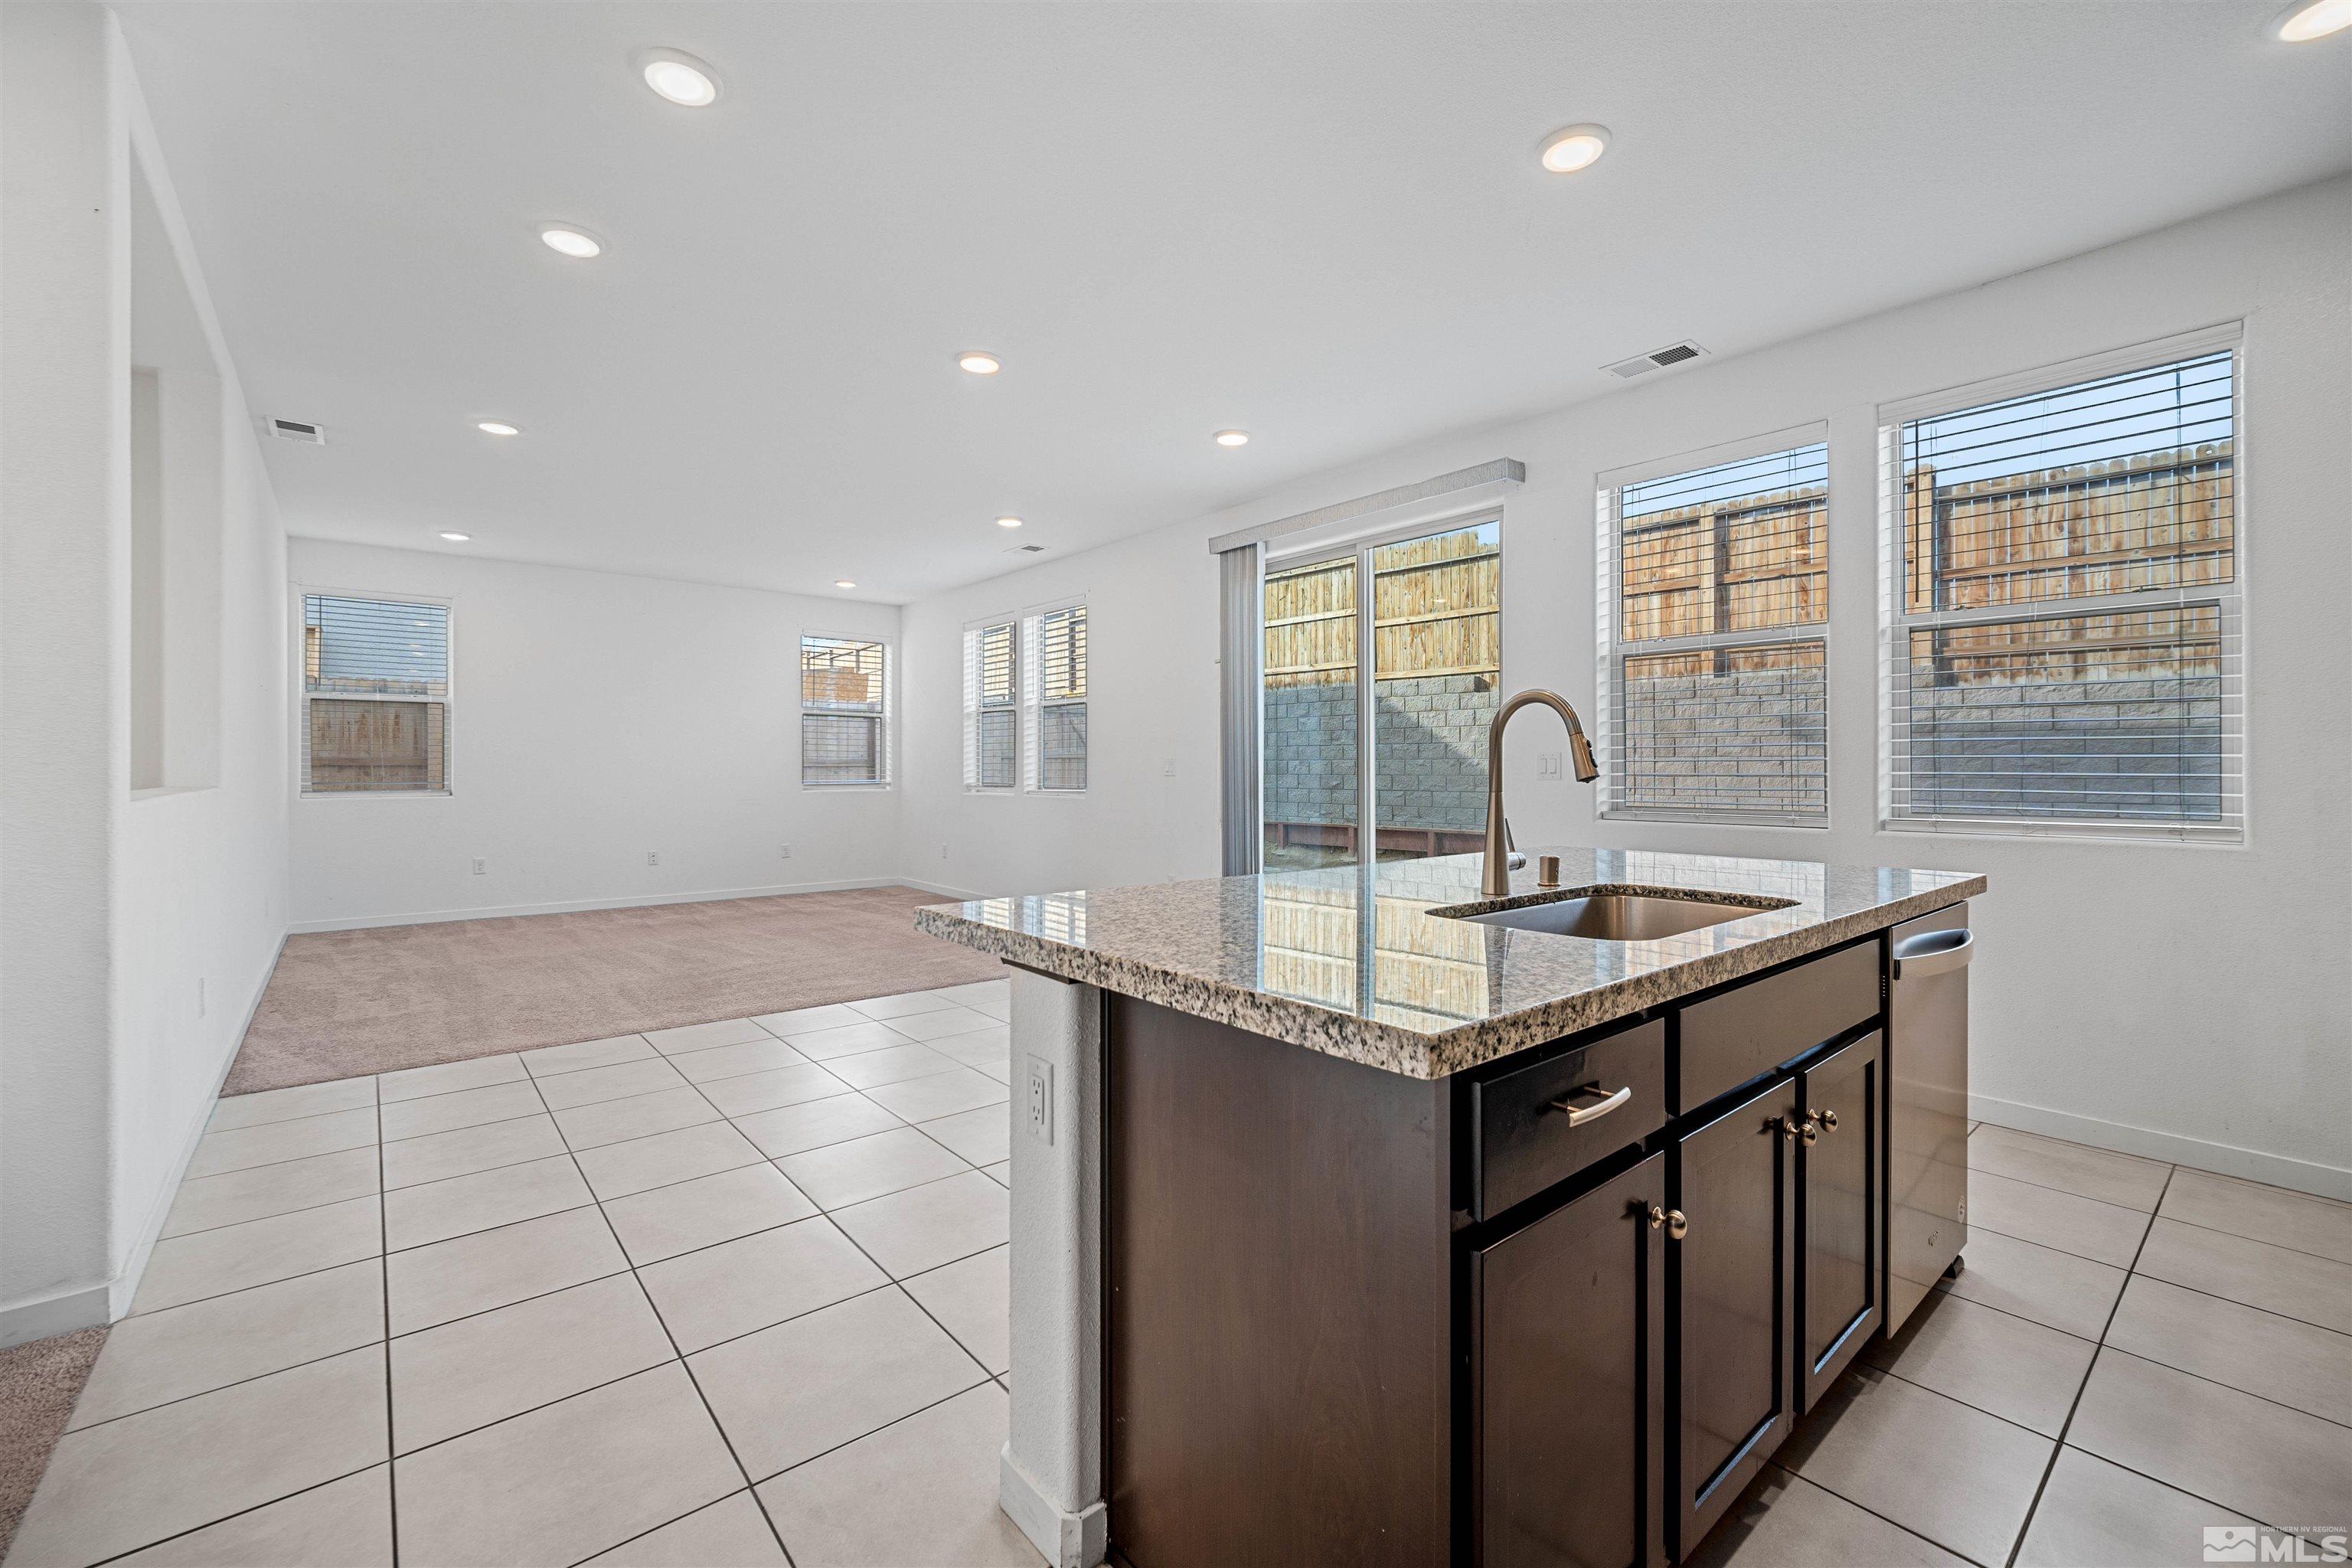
900,176,2352,1199
287,541,905,929
2,6,290,1344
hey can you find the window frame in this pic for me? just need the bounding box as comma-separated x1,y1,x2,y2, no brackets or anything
798,631,893,791
963,617,1021,794
292,584,457,799
1025,599,1088,795
1594,422,1833,829
1874,323,2246,844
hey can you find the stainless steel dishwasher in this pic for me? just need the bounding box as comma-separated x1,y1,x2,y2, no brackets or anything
1886,903,1974,1335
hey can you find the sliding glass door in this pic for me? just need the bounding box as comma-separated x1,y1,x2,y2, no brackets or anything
1259,516,1500,871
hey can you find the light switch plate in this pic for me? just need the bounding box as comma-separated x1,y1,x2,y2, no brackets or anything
1024,1055,1054,1146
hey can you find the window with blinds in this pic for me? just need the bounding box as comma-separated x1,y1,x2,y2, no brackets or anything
1882,339,2240,838
1598,434,1830,824
800,635,889,786
301,593,451,793
963,621,1018,790
1031,604,1087,792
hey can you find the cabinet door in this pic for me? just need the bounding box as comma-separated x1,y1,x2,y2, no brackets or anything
1474,1153,1665,1568
1671,1076,1797,1558
1798,1031,1882,1411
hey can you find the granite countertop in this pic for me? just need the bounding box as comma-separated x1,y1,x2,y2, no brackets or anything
913,848,1985,1078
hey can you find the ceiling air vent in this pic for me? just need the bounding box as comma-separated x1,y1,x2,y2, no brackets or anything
1602,341,1707,380
1004,543,1047,554
270,419,326,443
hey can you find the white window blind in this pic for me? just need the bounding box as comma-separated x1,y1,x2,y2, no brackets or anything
963,621,1018,790
1881,341,2240,839
1597,436,1830,824
301,593,451,793
801,635,889,786
1031,604,1087,792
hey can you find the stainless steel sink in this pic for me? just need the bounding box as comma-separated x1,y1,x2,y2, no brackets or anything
1446,892,1782,941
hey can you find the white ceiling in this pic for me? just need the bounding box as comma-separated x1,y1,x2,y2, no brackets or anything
116,1,2352,603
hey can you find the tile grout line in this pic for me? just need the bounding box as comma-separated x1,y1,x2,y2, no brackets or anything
2000,1161,2176,1568
566,1131,801,1568
1762,1462,2006,1568
2141,1208,2352,1269
2086,1341,2352,1435
558,1488,773,1568
158,1179,388,1243
376,1080,402,1568
2111,1266,2352,1342
75,1462,393,1568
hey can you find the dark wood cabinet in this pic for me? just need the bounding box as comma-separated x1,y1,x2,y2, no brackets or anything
1796,1030,1882,1411
1472,1152,1666,1568
1669,1076,1798,1558
1100,927,1949,1568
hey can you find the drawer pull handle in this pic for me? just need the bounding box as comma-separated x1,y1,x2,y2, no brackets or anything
1546,1083,1633,1126
1648,1206,1689,1240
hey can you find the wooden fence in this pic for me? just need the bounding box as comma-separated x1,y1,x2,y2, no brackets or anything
305,698,446,792
1619,485,1827,645
1906,442,2233,614
1263,528,1501,687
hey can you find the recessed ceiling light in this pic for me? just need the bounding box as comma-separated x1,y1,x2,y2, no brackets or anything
956,351,1001,376
475,421,520,436
1214,430,1250,447
834,579,857,589
2272,0,2351,40
538,224,604,260
1540,123,1612,174
639,48,720,106
439,531,472,542
995,515,1024,529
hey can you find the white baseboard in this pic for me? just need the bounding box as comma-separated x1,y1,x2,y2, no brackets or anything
108,930,287,1321
289,876,943,933
0,1282,115,1351
1971,1092,2352,1202
895,877,983,900
0,931,287,1348
999,1446,1107,1568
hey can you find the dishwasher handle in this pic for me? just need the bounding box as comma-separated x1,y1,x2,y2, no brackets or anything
1893,927,1974,979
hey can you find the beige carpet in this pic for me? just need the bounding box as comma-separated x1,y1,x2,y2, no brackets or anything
0,1326,105,1562
225,886,1000,1096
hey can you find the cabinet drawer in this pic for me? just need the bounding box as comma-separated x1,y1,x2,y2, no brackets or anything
1679,941,1879,1111
1471,1019,1664,1220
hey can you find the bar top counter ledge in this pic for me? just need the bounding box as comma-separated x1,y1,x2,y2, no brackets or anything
916,846,1987,1568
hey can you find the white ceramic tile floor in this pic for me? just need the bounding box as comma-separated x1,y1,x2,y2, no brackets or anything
28,979,2344,1568
15,982,1037,1568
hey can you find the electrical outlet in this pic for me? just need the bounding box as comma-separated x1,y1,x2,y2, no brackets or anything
197,977,207,1018
1163,759,1176,776
472,857,487,875
646,851,660,867
1537,751,1563,779
779,844,792,860
940,844,949,860
1024,1055,1054,1146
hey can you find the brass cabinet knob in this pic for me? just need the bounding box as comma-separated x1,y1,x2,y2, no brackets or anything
1819,1109,1840,1132
1648,1206,1689,1240
1799,1117,1821,1146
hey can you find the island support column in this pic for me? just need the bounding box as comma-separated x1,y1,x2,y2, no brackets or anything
998,968,1108,1567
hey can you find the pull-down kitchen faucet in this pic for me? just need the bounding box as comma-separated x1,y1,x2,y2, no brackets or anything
1481,689,1600,897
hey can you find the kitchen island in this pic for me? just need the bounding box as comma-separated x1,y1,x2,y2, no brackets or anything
916,848,1984,1568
